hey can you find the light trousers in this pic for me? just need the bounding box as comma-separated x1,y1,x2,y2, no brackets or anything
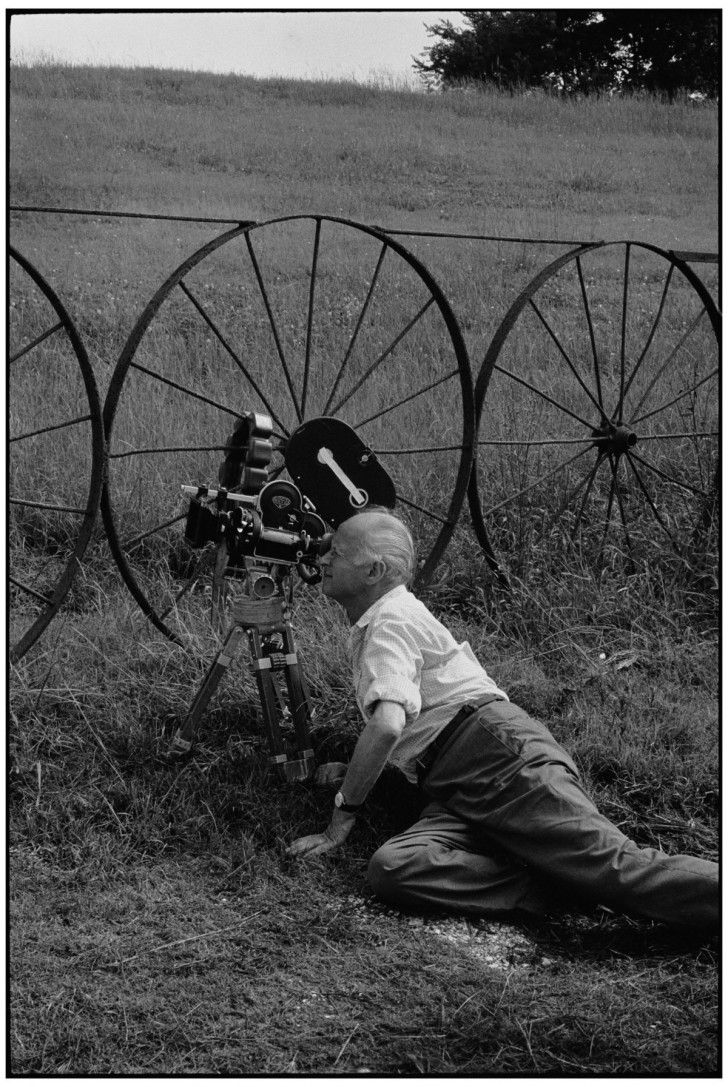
367,702,719,931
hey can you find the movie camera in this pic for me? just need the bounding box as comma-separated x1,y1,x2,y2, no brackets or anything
168,410,396,780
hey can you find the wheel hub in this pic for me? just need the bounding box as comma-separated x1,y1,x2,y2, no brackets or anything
592,421,638,456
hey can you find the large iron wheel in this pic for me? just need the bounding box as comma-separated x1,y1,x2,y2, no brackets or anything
469,241,719,580
9,247,105,661
102,215,474,644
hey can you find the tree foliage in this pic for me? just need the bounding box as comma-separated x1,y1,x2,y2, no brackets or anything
414,10,721,98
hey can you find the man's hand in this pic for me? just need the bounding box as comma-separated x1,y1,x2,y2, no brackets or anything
313,762,348,786
287,810,356,857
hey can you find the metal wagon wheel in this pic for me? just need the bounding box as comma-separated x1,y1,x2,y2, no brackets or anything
9,247,105,661
102,215,474,644
469,241,719,580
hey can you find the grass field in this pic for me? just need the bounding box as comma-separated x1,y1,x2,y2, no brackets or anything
8,60,720,1076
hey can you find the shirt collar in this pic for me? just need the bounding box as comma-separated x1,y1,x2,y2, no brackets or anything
352,583,409,630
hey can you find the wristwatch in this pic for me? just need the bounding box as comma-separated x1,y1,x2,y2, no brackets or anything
334,791,363,814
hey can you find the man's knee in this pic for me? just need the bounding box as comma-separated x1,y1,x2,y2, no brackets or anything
367,838,416,900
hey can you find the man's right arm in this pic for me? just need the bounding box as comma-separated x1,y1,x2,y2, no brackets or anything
287,699,406,857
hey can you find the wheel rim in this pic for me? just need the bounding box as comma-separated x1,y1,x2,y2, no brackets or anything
102,215,474,643
9,247,105,661
470,241,719,579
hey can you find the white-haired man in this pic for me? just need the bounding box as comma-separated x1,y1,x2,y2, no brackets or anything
288,510,719,931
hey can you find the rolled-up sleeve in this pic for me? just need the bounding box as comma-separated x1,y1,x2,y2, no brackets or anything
357,617,423,723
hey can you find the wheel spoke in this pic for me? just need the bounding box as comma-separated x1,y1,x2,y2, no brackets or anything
10,497,88,515
482,443,593,517
323,241,389,417
477,435,595,447
9,576,55,606
639,430,717,442
611,455,635,560
244,233,302,423
110,443,228,459
352,367,458,429
625,452,684,549
10,414,93,442
632,367,717,426
617,262,675,416
618,244,631,420
373,443,465,454
158,557,211,622
542,452,605,538
528,297,606,419
628,449,709,498
570,455,604,540
301,218,322,418
395,492,451,525
10,321,64,364
575,255,604,407
267,462,287,482
492,363,594,430
597,460,618,563
628,308,707,421
120,512,187,553
692,461,720,549
130,358,244,420
178,280,289,435
328,296,435,417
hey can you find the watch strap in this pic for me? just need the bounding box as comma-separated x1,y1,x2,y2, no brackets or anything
335,791,362,814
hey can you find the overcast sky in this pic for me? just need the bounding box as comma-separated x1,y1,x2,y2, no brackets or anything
9,9,468,83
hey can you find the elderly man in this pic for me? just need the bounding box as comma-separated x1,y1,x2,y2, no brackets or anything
288,510,719,932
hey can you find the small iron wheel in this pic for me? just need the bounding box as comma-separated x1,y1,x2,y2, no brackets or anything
469,240,719,580
102,215,475,644
9,247,105,661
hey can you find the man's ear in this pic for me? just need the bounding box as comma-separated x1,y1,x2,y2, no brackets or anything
366,558,388,584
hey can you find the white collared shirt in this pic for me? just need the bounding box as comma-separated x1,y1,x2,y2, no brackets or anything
350,584,508,784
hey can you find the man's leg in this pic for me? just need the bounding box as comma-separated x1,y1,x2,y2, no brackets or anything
425,703,719,932
367,801,552,917
466,763,719,931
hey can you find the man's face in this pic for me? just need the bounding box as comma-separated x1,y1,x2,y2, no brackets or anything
319,522,371,607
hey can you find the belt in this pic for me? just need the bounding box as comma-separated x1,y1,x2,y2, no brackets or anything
415,694,504,788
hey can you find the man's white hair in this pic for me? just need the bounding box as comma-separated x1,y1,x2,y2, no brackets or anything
343,508,416,586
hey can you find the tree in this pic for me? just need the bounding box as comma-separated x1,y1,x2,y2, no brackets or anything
599,10,721,98
413,10,720,98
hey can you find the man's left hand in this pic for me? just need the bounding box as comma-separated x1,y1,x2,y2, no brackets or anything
287,812,355,857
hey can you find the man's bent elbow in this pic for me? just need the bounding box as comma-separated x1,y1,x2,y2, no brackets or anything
370,700,407,743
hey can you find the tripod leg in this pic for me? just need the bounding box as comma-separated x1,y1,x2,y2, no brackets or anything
280,623,315,782
247,625,292,780
168,624,247,757
210,539,229,633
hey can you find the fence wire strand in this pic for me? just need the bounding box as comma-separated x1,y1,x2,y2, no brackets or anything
8,204,595,246
10,205,717,263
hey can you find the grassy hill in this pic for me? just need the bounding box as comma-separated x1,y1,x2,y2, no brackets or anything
9,61,719,370
8,61,719,1076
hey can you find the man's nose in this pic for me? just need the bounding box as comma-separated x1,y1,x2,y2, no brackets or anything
318,533,334,566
